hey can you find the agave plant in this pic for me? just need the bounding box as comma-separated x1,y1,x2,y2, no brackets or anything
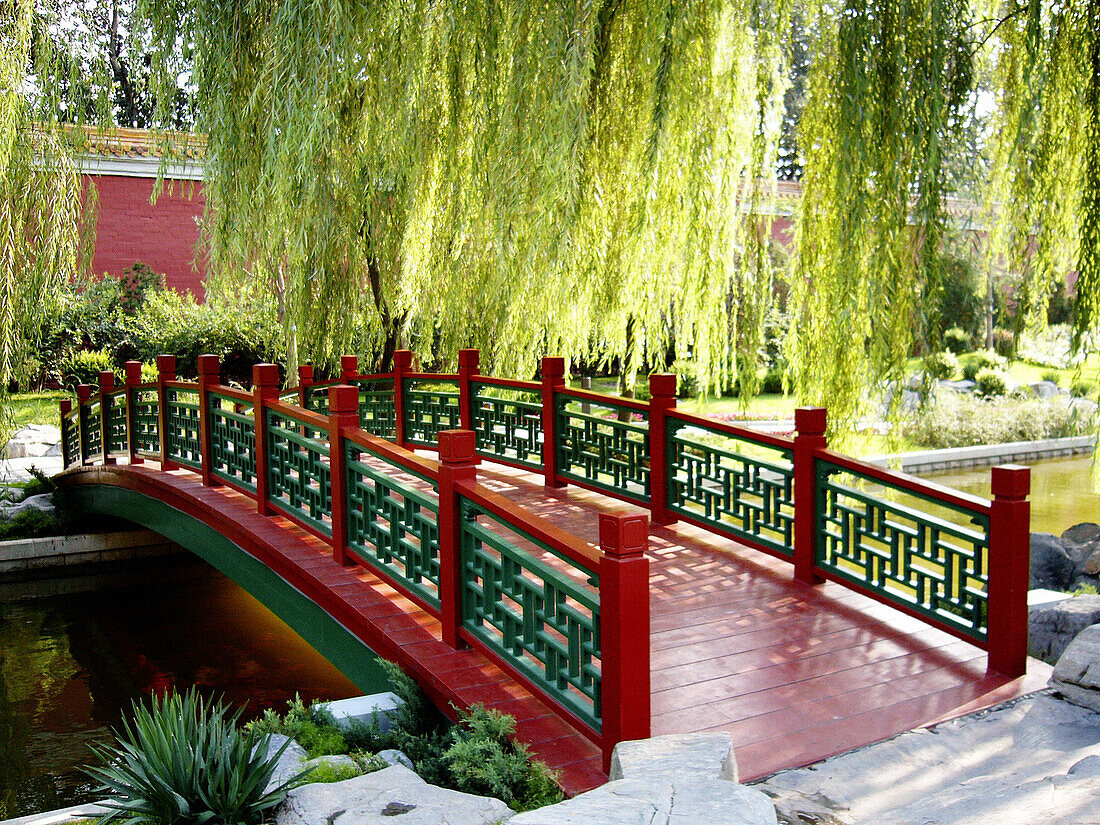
85,688,305,825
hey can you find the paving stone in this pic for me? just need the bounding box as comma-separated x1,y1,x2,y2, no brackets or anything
1051,624,1100,712
322,693,402,733
609,732,737,782
274,765,513,825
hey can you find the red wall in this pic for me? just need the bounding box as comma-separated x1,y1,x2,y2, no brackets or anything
88,174,207,298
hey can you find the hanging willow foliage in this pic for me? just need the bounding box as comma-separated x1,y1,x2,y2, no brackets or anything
137,0,789,387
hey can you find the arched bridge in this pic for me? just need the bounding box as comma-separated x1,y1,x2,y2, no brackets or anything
57,351,1048,794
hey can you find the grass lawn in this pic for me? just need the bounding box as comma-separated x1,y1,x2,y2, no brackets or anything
4,391,66,437
911,351,1100,391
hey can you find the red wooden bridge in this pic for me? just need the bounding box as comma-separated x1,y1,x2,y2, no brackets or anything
57,351,1048,795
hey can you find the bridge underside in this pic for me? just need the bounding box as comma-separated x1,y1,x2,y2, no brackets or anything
59,460,1051,795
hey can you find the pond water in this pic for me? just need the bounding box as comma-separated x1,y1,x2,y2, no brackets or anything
925,455,1100,537
0,559,360,819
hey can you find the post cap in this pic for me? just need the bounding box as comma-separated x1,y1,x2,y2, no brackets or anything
197,354,220,376
598,512,649,557
458,349,480,371
541,357,565,379
298,364,314,382
124,361,143,383
393,350,413,369
991,464,1030,500
99,371,115,390
649,373,677,398
341,355,359,376
156,354,176,377
59,399,72,413
328,384,359,414
438,429,476,463
794,406,827,437
76,384,93,401
252,363,280,387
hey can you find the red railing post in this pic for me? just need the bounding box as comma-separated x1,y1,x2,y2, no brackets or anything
98,371,116,465
156,355,176,470
437,429,477,648
540,357,566,488
341,354,359,383
987,464,1031,677
393,349,413,449
59,399,72,468
648,373,677,526
76,384,93,466
124,361,143,465
793,406,827,584
458,349,480,432
252,363,281,516
297,364,314,408
598,511,650,773
197,354,220,486
327,384,360,566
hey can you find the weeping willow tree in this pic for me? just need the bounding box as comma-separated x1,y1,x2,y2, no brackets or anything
138,0,789,389
0,2,93,395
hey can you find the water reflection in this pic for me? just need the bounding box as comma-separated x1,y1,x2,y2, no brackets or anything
0,559,359,818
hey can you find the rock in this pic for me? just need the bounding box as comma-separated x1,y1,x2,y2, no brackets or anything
610,732,738,782
941,379,976,393
1030,380,1062,400
262,734,310,793
2,425,61,459
1028,595,1100,663
1069,397,1099,419
274,765,513,825
763,788,852,825
375,749,414,770
1050,624,1100,712
1063,523,1100,547
508,777,777,825
1030,533,1076,591
1084,550,1100,576
321,693,403,734
0,493,55,520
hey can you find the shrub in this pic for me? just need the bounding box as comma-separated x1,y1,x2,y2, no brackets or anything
923,350,958,381
761,364,786,395
85,688,303,825
120,262,164,315
671,361,699,399
992,328,1015,358
247,694,348,757
1041,370,1063,385
1071,379,1095,399
59,348,115,391
902,393,1091,449
962,350,1007,381
974,368,1008,397
943,327,972,354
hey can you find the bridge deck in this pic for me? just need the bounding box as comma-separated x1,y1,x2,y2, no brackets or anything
67,459,1050,796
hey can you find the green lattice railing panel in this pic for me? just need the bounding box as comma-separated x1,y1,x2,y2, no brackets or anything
209,392,257,492
265,407,332,536
83,401,103,459
555,394,649,503
304,385,331,415
131,388,160,456
471,383,543,470
816,459,991,641
668,418,794,558
63,411,80,465
165,388,202,469
345,443,440,609
106,393,128,455
357,380,396,440
460,498,601,731
403,378,460,447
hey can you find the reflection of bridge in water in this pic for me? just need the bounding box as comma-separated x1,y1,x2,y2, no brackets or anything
58,351,1049,794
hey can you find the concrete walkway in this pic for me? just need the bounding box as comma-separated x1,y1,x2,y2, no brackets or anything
0,456,63,483
756,690,1100,825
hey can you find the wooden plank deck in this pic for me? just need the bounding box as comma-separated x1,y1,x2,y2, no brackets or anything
64,459,1051,795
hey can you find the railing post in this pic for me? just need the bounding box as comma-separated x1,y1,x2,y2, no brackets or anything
540,357,566,488
987,464,1031,677
393,349,413,449
458,349,480,432
648,373,677,526
98,371,116,465
196,354,220,486
297,364,314,408
124,361,143,465
156,355,176,470
59,399,72,468
794,406,827,584
598,511,651,773
437,429,477,649
76,384,93,466
341,354,359,383
252,363,281,516
327,385,360,566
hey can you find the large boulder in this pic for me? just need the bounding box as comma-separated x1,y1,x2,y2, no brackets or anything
0,493,55,521
1030,533,1076,591
261,734,311,793
274,765,513,825
2,424,60,459
1029,595,1100,664
1050,624,1100,712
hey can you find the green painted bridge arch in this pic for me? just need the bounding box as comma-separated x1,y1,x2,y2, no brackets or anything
62,470,394,695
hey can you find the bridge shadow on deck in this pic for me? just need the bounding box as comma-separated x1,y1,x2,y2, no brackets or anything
64,458,1051,795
